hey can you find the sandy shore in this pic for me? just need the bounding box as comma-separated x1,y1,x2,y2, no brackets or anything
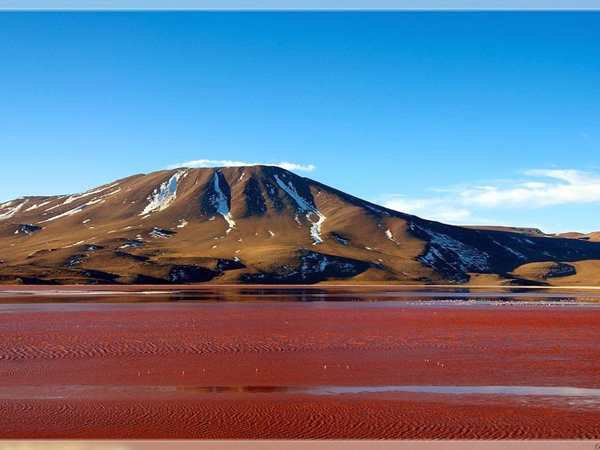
1,302,599,438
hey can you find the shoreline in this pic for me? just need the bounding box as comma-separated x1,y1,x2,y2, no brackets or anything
2,284,600,304
3,282,600,292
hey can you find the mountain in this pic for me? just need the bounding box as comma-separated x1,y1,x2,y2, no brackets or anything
1,165,600,286
465,226,549,237
557,231,600,242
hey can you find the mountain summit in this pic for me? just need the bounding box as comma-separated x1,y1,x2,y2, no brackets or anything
1,165,599,285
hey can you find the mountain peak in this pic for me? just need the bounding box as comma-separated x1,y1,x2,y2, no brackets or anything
1,166,600,286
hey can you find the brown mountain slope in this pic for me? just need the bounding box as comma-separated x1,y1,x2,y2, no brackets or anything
557,231,600,242
1,165,600,286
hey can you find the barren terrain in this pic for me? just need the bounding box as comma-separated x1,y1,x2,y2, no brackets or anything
2,166,600,286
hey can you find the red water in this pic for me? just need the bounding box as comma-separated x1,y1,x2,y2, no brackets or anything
1,301,599,438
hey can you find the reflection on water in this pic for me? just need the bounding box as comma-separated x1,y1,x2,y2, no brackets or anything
2,286,600,305
5,384,600,407
175,384,600,398
176,385,298,394
166,291,600,304
313,385,600,397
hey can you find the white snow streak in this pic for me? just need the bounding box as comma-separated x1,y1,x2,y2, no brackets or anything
149,228,173,239
140,171,185,216
24,200,51,212
62,240,84,249
385,229,400,245
274,174,326,245
492,237,526,259
0,199,28,221
64,183,119,205
417,227,490,272
209,172,236,230
41,198,104,223
45,204,61,212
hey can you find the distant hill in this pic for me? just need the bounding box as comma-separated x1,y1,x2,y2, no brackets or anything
557,231,600,242
2,165,600,286
465,226,548,237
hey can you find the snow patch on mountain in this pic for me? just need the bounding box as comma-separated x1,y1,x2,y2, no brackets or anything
64,183,120,205
15,224,43,235
364,203,389,216
308,214,326,245
105,188,121,197
385,229,400,245
208,172,236,230
274,174,326,245
119,240,145,248
419,230,489,272
296,251,363,279
491,238,526,259
0,199,29,221
45,203,62,212
24,200,51,212
415,226,490,273
140,171,186,216
41,198,105,223
149,227,175,239
62,241,85,249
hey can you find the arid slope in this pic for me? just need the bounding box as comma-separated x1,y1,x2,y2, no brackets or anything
1,165,600,285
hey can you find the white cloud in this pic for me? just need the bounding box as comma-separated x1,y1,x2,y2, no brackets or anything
382,197,474,223
381,168,600,227
276,162,316,172
458,169,600,209
168,159,315,172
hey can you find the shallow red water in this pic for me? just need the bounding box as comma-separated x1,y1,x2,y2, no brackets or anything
1,301,599,438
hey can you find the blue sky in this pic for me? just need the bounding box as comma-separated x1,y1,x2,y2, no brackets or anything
0,12,599,233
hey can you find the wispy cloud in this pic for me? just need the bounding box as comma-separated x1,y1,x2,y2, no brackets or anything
458,169,600,208
381,168,600,226
382,197,474,223
168,159,315,172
